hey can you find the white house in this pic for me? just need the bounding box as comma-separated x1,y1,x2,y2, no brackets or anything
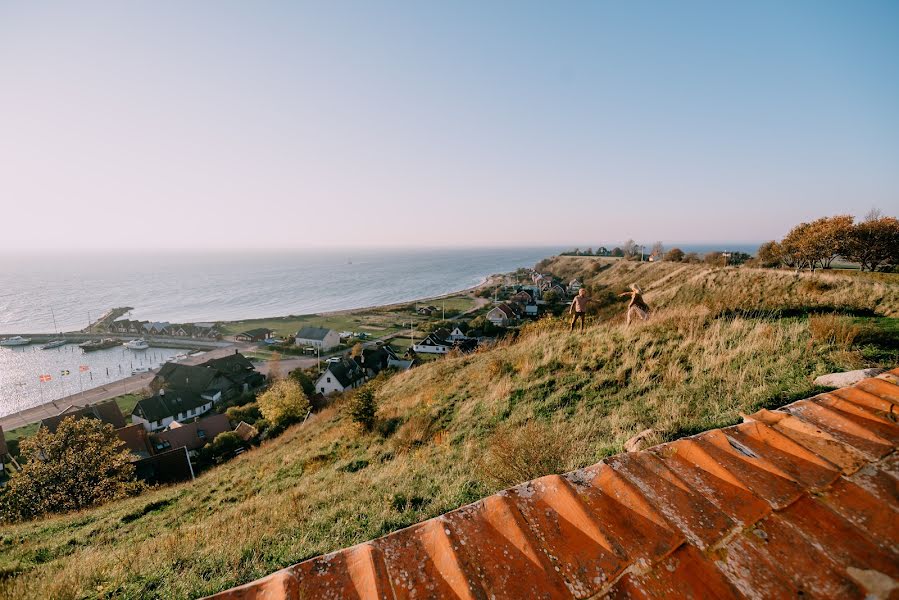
131,389,214,432
295,326,340,351
486,304,517,327
315,358,366,395
412,332,452,354
568,279,582,293
448,327,467,341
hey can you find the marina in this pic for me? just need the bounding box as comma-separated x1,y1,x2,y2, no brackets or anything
0,342,185,418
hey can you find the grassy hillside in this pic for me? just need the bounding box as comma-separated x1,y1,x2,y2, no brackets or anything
1,263,897,599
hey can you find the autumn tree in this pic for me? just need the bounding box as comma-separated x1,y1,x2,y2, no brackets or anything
756,241,782,268
844,213,899,271
664,248,684,262
257,379,310,427
348,387,378,432
651,241,664,260
0,417,144,522
809,215,854,269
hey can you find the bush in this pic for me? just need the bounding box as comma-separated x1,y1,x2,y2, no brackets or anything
203,431,244,463
480,421,574,489
288,368,316,397
348,387,378,432
226,402,262,425
808,314,861,347
0,417,144,522
257,379,310,427
665,248,685,262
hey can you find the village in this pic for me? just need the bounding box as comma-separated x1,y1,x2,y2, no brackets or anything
0,269,581,486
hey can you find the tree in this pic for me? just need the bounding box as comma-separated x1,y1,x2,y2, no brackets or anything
267,351,282,382
664,247,684,262
542,289,562,304
622,239,639,260
350,342,364,358
257,379,310,427
203,431,244,463
756,241,782,268
348,387,378,432
683,252,701,264
844,214,899,271
651,241,664,260
0,417,144,522
226,402,262,425
704,251,725,266
289,368,316,397
809,215,854,269
780,222,817,271
610,247,624,257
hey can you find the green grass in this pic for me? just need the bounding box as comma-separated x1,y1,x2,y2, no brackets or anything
2,422,38,443
0,262,896,600
219,294,479,339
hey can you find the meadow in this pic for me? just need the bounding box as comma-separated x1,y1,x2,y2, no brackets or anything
1,260,896,599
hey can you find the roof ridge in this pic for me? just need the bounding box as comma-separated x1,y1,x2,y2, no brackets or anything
206,367,899,599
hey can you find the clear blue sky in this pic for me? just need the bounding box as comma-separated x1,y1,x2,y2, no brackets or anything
1,1,897,249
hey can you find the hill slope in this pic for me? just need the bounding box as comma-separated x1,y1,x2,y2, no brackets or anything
1,264,897,599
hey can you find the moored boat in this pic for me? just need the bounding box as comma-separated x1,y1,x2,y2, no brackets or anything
79,338,122,352
0,336,32,346
124,338,149,350
40,339,68,349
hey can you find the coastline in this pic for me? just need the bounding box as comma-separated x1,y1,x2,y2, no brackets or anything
0,271,512,434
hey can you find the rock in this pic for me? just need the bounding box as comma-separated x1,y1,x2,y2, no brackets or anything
624,428,656,453
814,368,886,389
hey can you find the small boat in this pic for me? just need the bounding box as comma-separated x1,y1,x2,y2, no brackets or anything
132,366,150,375
173,353,189,362
124,338,149,350
40,339,68,350
0,336,31,346
79,338,122,352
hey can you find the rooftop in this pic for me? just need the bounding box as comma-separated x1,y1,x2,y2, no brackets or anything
208,368,899,599
296,326,335,341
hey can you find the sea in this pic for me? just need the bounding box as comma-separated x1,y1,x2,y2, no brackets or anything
0,245,758,418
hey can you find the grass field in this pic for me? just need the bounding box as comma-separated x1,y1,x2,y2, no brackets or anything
0,261,896,599
219,294,480,340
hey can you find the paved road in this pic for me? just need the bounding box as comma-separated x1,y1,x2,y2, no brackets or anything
0,344,246,432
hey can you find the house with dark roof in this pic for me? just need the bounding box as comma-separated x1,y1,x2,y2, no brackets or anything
295,326,340,351
412,331,452,354
116,423,153,458
486,303,518,327
151,413,231,453
131,389,214,432
200,352,265,392
152,362,235,402
315,357,366,395
40,400,127,433
235,328,275,342
133,446,194,485
353,346,392,377
209,369,899,600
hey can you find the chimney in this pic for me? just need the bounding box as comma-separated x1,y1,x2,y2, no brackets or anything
160,389,165,396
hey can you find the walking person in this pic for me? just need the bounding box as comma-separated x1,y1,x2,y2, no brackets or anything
619,284,650,326
569,288,592,332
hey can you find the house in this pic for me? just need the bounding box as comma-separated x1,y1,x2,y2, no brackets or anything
233,421,259,442
353,346,391,377
416,307,434,316
192,323,220,339
41,400,127,433
142,321,172,336
509,291,533,305
152,413,231,453
525,304,539,317
412,332,452,354
133,446,194,484
116,424,153,459
295,326,340,351
448,327,467,341
315,358,366,395
548,284,567,298
200,352,265,392
235,328,275,342
131,389,214,432
568,279,582,293
486,303,518,327
152,362,238,402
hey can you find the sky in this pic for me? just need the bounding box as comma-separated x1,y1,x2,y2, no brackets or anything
1,1,898,250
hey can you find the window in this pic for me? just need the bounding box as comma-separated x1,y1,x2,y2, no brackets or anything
327,377,331,383
320,387,325,393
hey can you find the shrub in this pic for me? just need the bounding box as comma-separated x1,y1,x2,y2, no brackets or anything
487,357,516,377
203,432,244,463
665,248,685,262
288,368,316,397
808,314,860,347
480,421,574,489
391,413,435,451
0,417,144,522
226,402,262,425
348,387,378,432
257,379,310,427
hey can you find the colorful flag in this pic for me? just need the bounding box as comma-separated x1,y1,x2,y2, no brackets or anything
39,374,52,382
79,365,90,372
61,369,70,376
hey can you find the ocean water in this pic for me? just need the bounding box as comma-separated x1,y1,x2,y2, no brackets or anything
0,247,559,417
0,248,562,333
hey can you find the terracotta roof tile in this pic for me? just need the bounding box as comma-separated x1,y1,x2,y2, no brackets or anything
206,369,899,599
